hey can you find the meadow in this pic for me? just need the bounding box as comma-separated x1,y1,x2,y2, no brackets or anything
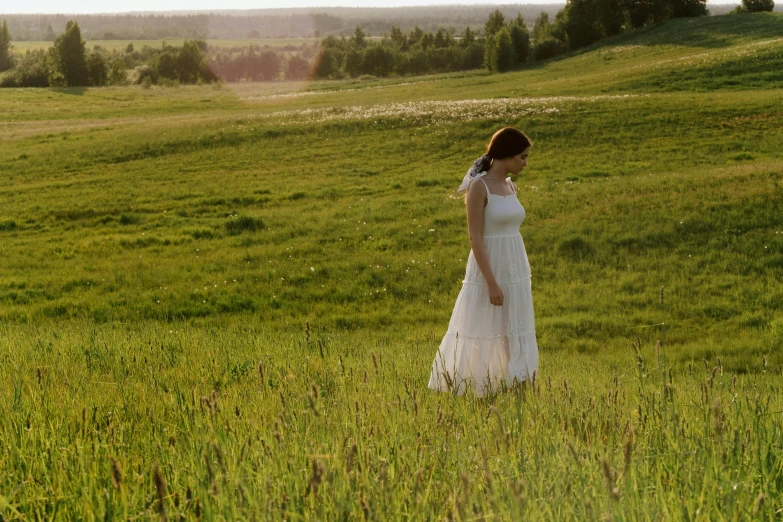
1,12,782,520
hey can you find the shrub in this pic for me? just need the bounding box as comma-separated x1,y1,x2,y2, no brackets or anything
187,228,214,239
119,213,140,225
0,50,50,87
136,64,157,85
87,51,107,86
225,216,265,235
0,219,17,231
107,57,128,85
158,77,180,87
741,0,774,11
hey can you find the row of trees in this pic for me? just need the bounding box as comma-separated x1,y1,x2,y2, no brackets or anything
0,21,218,87
306,0,747,80
0,21,115,87
312,25,485,78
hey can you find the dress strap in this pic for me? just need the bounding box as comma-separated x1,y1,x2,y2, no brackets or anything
478,177,491,197
507,177,517,193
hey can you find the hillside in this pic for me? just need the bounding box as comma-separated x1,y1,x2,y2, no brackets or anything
1,13,782,367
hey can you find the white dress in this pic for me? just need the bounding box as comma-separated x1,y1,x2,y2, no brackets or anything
428,174,539,397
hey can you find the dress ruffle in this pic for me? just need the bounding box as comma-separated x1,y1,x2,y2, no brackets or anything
428,331,538,397
428,232,539,397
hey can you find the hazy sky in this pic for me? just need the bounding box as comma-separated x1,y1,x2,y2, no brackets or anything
1,0,735,15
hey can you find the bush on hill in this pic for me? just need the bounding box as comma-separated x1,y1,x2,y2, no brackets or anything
740,0,775,11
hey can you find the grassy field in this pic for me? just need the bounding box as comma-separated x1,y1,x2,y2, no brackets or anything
1,12,783,520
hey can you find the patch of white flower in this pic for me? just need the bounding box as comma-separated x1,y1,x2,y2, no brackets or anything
241,78,442,101
261,95,639,127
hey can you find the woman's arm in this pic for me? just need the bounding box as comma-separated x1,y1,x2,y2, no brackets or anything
465,180,504,307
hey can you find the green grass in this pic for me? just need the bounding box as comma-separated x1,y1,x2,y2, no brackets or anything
1,12,783,520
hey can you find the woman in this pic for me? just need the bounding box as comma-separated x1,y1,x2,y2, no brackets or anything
428,127,539,397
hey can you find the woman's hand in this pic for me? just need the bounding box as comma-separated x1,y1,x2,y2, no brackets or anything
488,283,504,307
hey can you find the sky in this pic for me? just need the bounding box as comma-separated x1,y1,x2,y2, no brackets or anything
1,0,736,15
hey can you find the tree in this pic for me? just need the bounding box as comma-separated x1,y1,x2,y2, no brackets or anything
353,25,367,48
157,51,178,80
285,55,310,80
593,0,624,37
621,0,671,28
408,26,424,46
87,51,107,86
670,0,708,17
532,38,566,61
176,40,209,83
51,21,89,87
560,0,604,49
390,26,407,51
361,45,394,77
532,13,552,43
485,9,506,37
434,29,447,49
0,20,13,72
460,26,475,48
344,46,364,77
462,41,484,69
107,57,129,85
314,48,339,78
249,50,281,81
485,27,515,72
44,24,56,42
420,32,434,50
509,15,530,65
742,0,774,11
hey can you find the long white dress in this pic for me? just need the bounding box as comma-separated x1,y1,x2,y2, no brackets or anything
428,174,539,397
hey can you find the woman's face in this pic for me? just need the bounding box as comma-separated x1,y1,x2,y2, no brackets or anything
512,146,531,175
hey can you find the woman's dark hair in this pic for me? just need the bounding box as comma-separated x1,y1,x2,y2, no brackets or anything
476,127,532,171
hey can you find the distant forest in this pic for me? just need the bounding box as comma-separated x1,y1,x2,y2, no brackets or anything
8,5,601,40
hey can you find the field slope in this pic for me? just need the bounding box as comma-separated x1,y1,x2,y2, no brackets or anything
1,12,782,520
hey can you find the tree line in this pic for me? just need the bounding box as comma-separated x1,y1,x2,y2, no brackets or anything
2,7,563,41
0,22,216,87
0,0,775,87
308,0,774,78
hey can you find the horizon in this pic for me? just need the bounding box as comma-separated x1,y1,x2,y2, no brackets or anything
1,0,740,16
